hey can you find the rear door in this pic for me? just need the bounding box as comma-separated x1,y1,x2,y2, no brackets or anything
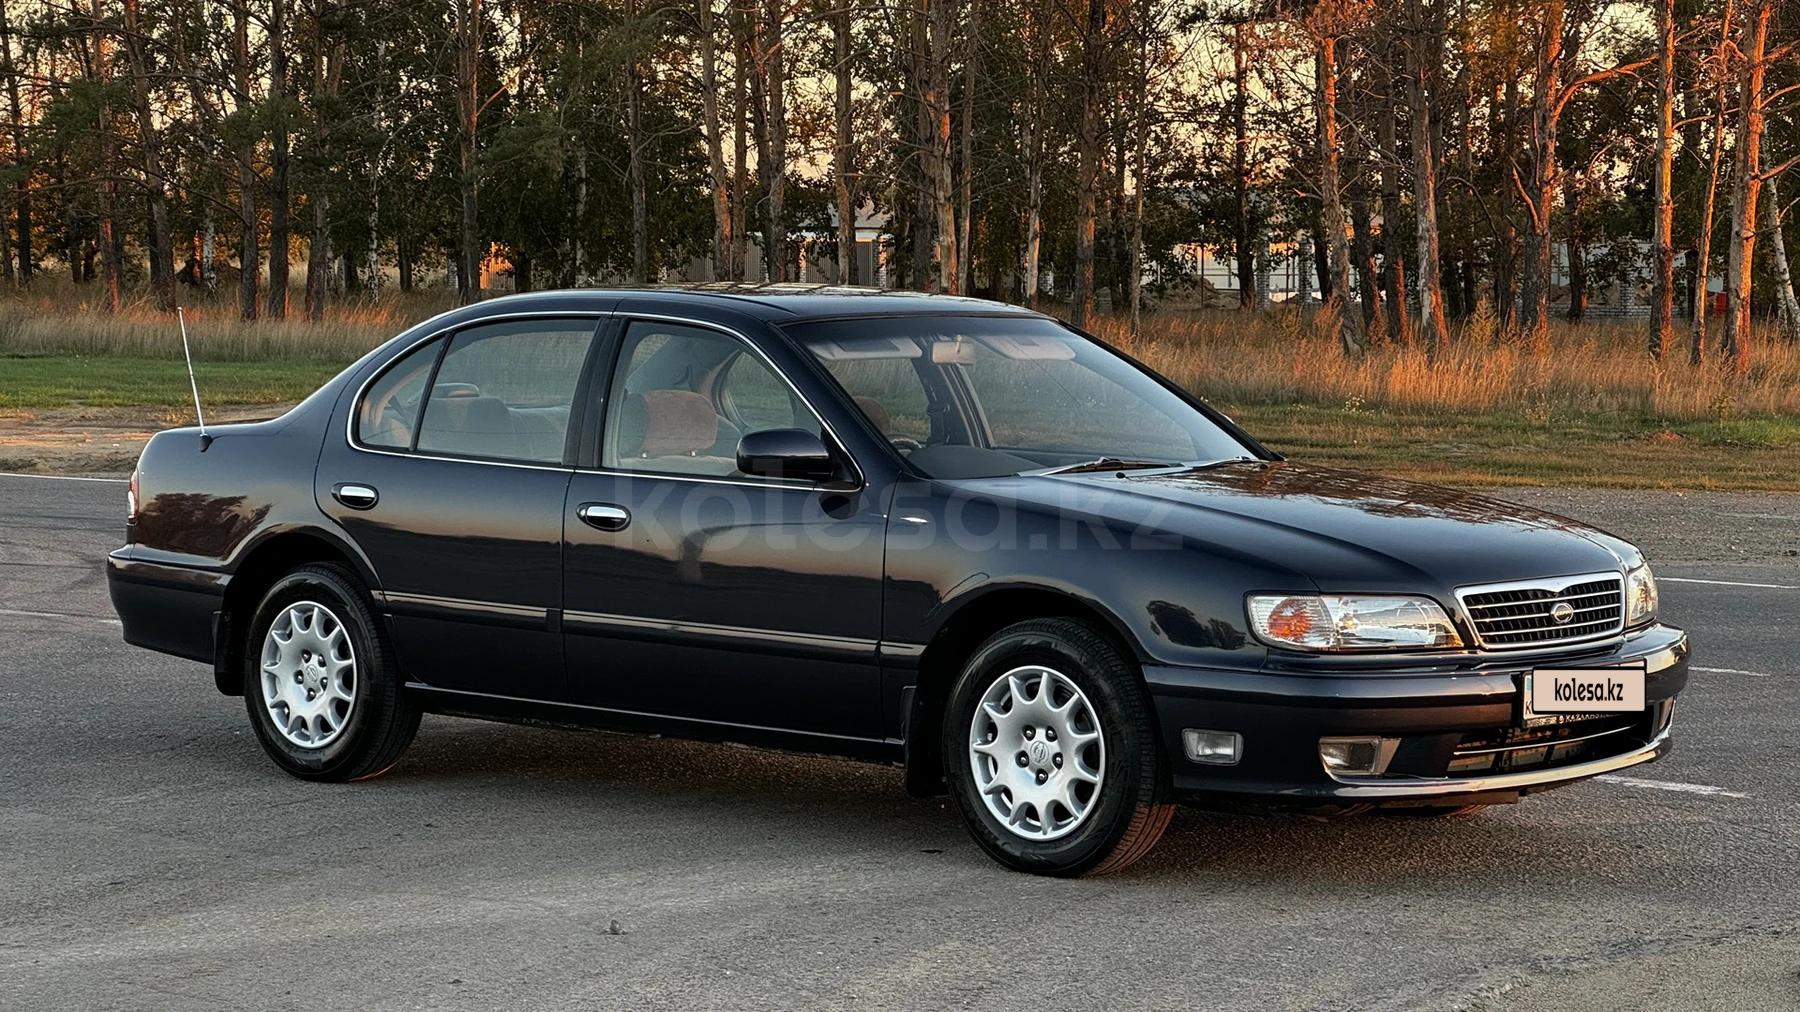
318,315,606,702
560,317,889,740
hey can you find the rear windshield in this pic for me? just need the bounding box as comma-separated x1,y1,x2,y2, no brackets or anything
788,315,1252,479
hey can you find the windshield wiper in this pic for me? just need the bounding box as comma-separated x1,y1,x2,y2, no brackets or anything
1036,456,1180,475
1033,455,1258,477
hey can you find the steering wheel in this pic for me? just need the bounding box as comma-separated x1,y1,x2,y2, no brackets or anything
890,436,923,453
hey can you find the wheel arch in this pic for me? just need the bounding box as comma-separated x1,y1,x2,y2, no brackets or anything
213,528,377,696
902,586,1146,798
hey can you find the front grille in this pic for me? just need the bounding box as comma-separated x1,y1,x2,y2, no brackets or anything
1458,574,1624,649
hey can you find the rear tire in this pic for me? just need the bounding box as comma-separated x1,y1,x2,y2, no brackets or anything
243,563,420,782
942,618,1173,876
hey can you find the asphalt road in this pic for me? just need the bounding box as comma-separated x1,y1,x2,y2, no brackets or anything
2,472,1798,1011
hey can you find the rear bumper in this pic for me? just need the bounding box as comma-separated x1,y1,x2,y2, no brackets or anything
1146,624,1688,804
106,548,227,664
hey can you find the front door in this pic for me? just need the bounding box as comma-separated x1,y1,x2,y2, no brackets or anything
561,318,887,740
318,316,604,701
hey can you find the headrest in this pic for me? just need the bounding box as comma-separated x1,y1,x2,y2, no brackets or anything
854,396,893,435
620,390,719,458
437,395,510,433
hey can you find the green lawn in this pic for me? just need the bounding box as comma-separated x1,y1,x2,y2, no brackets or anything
1227,403,1800,491
0,355,350,409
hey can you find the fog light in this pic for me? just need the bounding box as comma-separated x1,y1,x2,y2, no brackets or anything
1183,729,1242,766
1318,736,1399,777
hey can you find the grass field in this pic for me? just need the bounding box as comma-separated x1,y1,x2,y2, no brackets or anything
0,356,349,410
3,281,1798,488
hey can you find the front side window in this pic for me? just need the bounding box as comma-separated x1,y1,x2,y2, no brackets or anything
792,315,1252,479
410,319,598,463
602,321,821,479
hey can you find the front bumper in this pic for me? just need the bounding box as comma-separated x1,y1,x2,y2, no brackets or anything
1145,623,1688,805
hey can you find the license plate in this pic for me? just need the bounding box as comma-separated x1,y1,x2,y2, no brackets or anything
1523,664,1646,724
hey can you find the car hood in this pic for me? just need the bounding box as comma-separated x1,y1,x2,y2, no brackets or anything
960,461,1639,593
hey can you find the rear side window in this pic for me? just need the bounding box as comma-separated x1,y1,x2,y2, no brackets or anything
356,336,443,450
413,319,599,464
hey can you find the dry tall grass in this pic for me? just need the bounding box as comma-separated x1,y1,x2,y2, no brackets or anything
1094,311,1800,421
3,278,1797,421
0,277,450,362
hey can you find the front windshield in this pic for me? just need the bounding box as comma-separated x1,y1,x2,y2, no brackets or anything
788,315,1254,479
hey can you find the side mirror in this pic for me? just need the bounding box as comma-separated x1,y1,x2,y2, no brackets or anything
737,429,840,483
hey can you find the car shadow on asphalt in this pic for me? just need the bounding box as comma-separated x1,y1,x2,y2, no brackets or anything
236,715,1619,889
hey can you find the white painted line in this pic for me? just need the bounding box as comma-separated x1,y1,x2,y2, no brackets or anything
1595,774,1750,800
0,471,127,484
1692,665,1779,678
1661,577,1800,590
0,607,121,625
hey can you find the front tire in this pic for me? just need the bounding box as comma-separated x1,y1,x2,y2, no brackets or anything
943,618,1173,876
243,563,420,781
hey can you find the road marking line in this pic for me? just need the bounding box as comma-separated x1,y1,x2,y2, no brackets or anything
1661,577,1800,590
0,471,128,484
1692,665,1780,677
0,607,121,625
1595,774,1750,799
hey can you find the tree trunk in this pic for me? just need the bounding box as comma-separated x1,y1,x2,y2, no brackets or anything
397,239,414,291
0,0,30,283
231,0,259,319
365,41,386,302
1021,0,1048,306
89,0,121,312
1232,22,1255,310
1564,172,1588,324
1318,33,1362,355
702,0,730,280
831,1,855,284
1070,0,1104,326
1518,0,1565,355
956,0,976,295
1766,175,1800,345
925,0,957,292
1721,0,1770,373
1404,0,1448,356
626,0,649,284
1691,0,1734,363
453,0,483,303
1127,2,1148,335
1492,70,1520,337
731,2,750,281
120,0,174,310
306,20,342,322
762,0,787,282
266,0,290,318
1376,57,1409,344
1649,0,1676,359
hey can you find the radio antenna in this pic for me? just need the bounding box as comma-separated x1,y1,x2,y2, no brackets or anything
178,306,212,450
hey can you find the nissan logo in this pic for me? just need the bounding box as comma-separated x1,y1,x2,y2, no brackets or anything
1550,602,1576,625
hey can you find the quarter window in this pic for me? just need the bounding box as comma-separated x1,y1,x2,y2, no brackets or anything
410,319,598,464
355,336,444,450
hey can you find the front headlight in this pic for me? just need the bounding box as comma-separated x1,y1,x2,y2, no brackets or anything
1247,594,1464,652
1626,564,1659,626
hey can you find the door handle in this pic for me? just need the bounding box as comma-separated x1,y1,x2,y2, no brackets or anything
577,502,631,531
332,483,379,510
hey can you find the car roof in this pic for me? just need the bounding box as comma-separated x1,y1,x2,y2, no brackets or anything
464,285,1046,323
